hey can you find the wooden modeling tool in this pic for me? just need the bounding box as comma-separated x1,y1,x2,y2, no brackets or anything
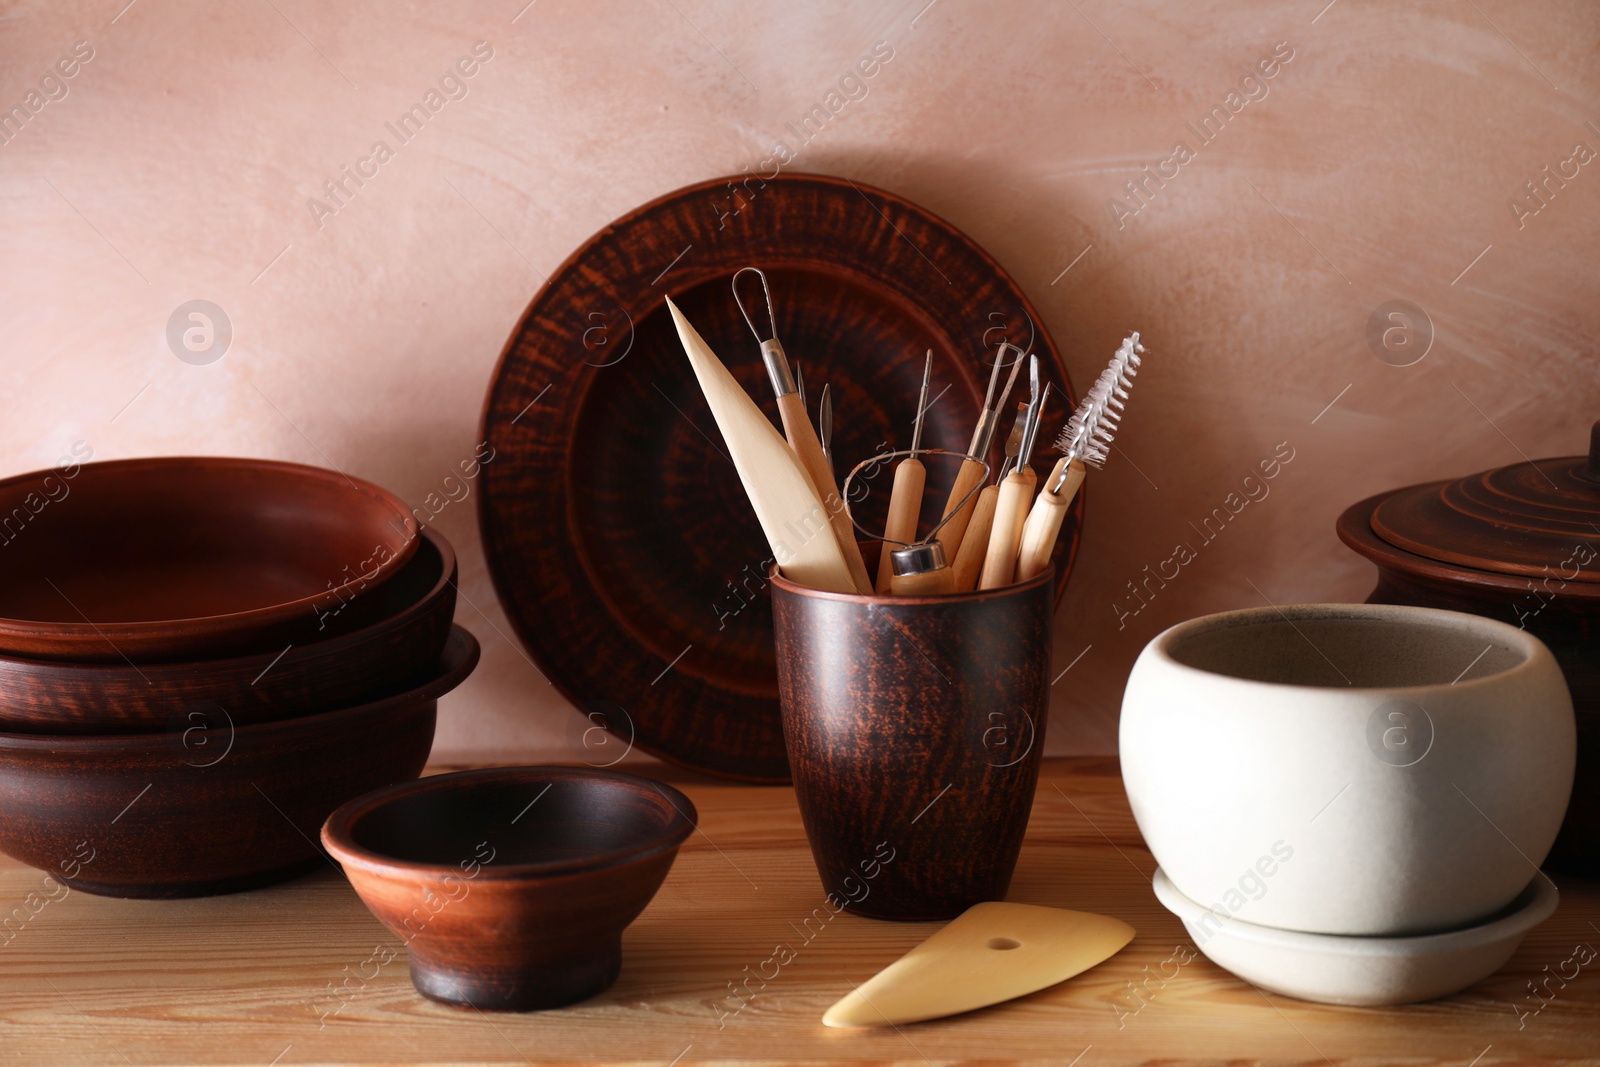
875,352,934,592
1017,333,1144,581
666,298,858,594
733,269,872,593
937,343,1025,561
886,541,956,595
979,360,1048,590
822,902,1135,1028
819,384,833,479
949,399,1026,592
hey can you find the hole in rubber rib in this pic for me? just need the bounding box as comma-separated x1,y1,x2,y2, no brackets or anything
986,937,1022,951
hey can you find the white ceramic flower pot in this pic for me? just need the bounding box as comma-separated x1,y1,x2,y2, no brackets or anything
1120,603,1574,936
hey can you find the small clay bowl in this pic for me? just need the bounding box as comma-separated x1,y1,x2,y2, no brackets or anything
0,627,478,898
322,767,696,1012
0,456,420,662
0,527,457,734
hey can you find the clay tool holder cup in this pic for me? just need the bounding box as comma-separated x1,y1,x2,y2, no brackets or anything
322,767,696,1012
770,554,1052,921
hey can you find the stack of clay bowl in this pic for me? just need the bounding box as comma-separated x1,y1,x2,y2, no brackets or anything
0,457,477,898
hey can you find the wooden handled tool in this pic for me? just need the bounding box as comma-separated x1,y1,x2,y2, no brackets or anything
937,343,1025,560
948,399,1026,592
875,352,933,592
979,364,1049,590
666,299,858,594
1015,333,1145,582
949,482,999,592
734,269,872,594
886,541,957,596
1015,457,1085,581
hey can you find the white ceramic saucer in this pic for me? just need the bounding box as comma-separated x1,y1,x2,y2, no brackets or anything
1152,868,1558,1005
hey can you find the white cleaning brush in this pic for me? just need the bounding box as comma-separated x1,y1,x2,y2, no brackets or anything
1014,333,1145,581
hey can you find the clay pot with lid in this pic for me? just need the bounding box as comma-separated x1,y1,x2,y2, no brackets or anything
1337,421,1600,874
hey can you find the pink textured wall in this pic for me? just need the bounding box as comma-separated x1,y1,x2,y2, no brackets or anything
3,0,1597,764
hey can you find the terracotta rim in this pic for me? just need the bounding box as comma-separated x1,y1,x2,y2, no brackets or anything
1147,602,1551,695
322,766,698,881
0,625,479,751
0,456,421,645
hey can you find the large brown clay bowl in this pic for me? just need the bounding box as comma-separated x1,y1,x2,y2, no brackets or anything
0,528,457,734
0,626,478,898
0,456,420,662
322,766,696,1012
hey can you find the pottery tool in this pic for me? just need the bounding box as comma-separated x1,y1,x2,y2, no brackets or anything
886,541,956,595
667,298,858,594
733,269,872,593
979,360,1048,590
842,449,986,597
875,352,934,592
1016,333,1143,581
822,902,1135,1027
936,343,1026,561
819,384,833,477
949,400,1027,592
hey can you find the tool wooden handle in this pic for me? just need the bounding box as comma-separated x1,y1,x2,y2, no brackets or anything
875,458,927,592
949,484,999,592
1016,458,1085,581
936,458,988,561
776,392,872,594
889,566,956,596
979,468,1038,590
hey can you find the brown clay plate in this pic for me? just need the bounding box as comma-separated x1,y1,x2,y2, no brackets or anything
479,173,1079,782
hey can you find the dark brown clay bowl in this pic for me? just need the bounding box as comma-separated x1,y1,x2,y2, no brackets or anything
0,528,457,734
322,766,696,1012
0,626,478,898
0,456,420,662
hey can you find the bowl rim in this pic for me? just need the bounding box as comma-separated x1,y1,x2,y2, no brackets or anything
1143,602,1555,696
322,766,698,881
1152,867,1558,956
769,555,1055,607
0,625,479,752
0,525,455,684
0,455,421,645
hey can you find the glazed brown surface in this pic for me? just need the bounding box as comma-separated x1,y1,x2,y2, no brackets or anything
771,557,1053,921
1370,423,1600,583
479,173,1078,782
0,457,419,662
0,626,479,898
0,527,458,734
323,766,696,1012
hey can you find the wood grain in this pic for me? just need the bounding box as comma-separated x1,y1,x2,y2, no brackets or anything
2,757,1594,1065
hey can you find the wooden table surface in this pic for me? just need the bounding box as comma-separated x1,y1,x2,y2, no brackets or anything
2,756,1596,1066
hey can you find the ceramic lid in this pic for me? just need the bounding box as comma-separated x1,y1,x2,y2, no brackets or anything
1369,421,1600,583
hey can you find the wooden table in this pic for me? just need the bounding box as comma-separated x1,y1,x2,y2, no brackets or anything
2,757,1596,1065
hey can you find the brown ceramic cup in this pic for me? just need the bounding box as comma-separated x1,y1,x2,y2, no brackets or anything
770,558,1052,921
322,767,696,1012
